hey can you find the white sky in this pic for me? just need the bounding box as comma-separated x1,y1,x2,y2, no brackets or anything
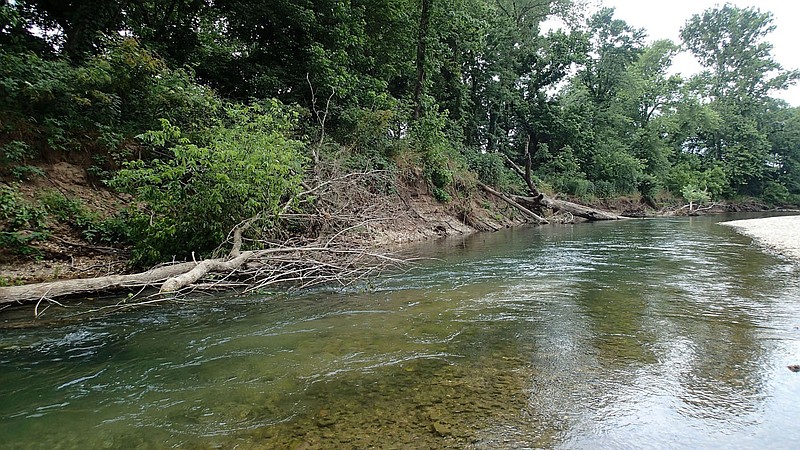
598,0,800,106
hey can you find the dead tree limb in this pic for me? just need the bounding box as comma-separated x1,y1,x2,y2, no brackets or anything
477,181,548,224
502,135,542,197
160,251,256,293
0,262,198,304
156,216,263,293
0,242,407,304
496,135,626,222
0,169,409,307
1,181,407,305
512,194,625,221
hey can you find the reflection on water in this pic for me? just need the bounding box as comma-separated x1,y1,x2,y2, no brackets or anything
2,216,800,449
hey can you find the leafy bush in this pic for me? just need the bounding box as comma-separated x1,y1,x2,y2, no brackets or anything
700,165,728,199
556,177,595,199
425,159,453,190
761,181,789,205
410,111,467,202
594,180,616,199
330,108,403,174
340,106,403,166
786,193,800,207
0,39,223,177
0,185,49,257
537,144,582,176
1,139,43,180
466,151,506,186
431,187,452,203
637,173,659,201
666,160,728,200
0,140,31,166
665,161,697,196
680,184,711,207
109,102,307,266
595,149,643,195
39,191,130,245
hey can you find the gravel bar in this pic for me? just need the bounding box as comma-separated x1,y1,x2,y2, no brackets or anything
720,215,800,261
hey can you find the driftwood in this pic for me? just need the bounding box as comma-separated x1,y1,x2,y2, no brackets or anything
0,170,407,307
160,252,255,293
0,236,406,306
513,194,625,221
495,136,626,222
661,201,721,216
159,216,256,293
477,181,548,224
0,214,260,304
0,261,197,304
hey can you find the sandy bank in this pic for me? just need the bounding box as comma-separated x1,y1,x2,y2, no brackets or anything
720,215,800,261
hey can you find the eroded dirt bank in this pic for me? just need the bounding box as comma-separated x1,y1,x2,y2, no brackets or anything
3,161,784,293
0,162,526,288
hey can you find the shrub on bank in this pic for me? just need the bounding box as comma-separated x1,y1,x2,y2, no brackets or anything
109,102,306,266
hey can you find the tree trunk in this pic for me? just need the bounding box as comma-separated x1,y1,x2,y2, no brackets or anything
0,262,199,304
494,136,626,222
0,223,258,304
477,181,548,224
513,194,625,221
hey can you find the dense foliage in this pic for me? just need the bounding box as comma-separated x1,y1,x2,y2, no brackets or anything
109,103,306,265
2,0,800,262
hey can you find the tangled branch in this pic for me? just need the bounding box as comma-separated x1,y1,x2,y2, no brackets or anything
0,169,410,307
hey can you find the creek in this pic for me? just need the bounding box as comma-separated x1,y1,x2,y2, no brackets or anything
2,215,800,449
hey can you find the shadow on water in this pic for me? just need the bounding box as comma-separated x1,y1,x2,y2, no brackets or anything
2,215,800,449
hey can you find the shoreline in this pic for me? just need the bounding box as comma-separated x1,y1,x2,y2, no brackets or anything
719,215,800,262
1,196,791,303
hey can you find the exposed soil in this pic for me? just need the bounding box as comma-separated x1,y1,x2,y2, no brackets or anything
0,162,524,287
367,170,524,247
4,161,778,290
1,162,130,286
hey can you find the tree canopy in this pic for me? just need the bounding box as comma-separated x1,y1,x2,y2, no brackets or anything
2,0,800,259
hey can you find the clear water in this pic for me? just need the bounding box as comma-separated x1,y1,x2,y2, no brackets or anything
2,216,800,449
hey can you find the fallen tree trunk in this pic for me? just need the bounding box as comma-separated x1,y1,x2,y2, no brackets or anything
494,136,626,222
0,244,405,305
160,251,255,293
477,181,548,224
512,194,625,221
0,261,198,304
158,216,257,294
0,217,260,304
0,171,408,307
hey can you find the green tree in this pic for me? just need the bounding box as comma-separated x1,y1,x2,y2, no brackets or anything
618,40,683,192
580,7,646,104
13,0,128,61
556,7,647,197
109,102,306,265
681,5,798,103
764,103,800,203
681,4,800,195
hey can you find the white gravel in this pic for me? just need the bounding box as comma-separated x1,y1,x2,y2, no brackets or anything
720,215,800,261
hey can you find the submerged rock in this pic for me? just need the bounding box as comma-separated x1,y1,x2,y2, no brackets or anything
432,421,452,436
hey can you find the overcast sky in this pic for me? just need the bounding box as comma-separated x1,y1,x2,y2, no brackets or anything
597,0,800,106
